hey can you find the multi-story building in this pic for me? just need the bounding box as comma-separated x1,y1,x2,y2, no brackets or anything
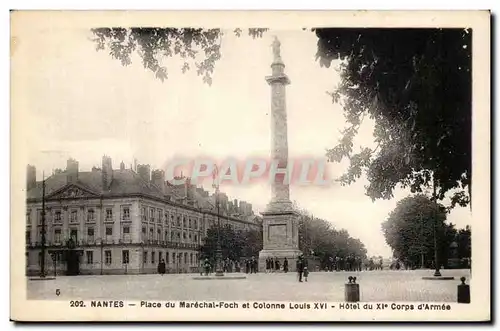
26,156,262,276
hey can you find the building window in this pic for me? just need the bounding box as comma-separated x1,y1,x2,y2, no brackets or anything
184,252,188,264
37,210,44,224
151,251,155,264
194,220,198,229
183,217,186,228
188,219,192,228
87,228,94,241
142,226,146,241
165,231,169,242
166,252,170,264
157,210,162,223
157,229,161,240
105,250,112,264
122,206,130,220
54,229,62,243
86,251,93,264
171,232,175,241
149,208,155,222
190,253,193,264
149,228,153,240
177,232,181,240
177,216,181,227
194,234,198,243
87,209,95,222
171,214,175,226
189,233,192,241
141,207,147,221
123,226,130,242
70,229,78,242
159,251,163,262
26,210,31,224
183,232,186,240
122,250,129,264
70,210,78,223
105,208,113,221
54,210,62,223
105,227,113,236
25,231,31,244
143,251,148,264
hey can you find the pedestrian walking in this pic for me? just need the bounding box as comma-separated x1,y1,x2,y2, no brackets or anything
158,259,166,276
203,258,211,276
283,257,289,273
296,255,304,282
303,266,309,282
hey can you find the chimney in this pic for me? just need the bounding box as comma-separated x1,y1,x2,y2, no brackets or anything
27,165,36,190
102,155,113,189
137,164,151,182
66,158,79,183
120,161,125,171
246,203,253,215
240,201,247,215
151,169,165,192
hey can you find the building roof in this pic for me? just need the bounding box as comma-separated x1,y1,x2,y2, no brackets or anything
27,169,172,201
27,168,259,225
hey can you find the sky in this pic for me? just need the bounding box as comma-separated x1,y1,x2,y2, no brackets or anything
16,27,472,257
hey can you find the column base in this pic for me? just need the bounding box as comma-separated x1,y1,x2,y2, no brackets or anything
259,249,303,272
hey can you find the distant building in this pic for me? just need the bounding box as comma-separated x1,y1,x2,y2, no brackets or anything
25,156,262,276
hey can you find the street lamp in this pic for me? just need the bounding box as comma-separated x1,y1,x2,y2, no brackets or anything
432,181,442,277
212,165,224,277
40,173,47,278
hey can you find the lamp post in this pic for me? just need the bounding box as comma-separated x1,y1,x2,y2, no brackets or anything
432,180,442,277
40,173,47,278
212,165,224,277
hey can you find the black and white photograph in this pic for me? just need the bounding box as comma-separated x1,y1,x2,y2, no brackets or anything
10,10,490,322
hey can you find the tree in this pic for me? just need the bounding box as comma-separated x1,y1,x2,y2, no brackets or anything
382,194,452,269
295,203,368,269
241,228,263,259
199,224,262,262
456,225,471,259
91,28,471,209
314,28,471,209
91,28,267,85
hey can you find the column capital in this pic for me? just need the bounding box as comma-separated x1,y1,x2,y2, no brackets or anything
265,74,291,85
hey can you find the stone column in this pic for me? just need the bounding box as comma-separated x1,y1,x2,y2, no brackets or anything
259,37,302,272
265,36,293,213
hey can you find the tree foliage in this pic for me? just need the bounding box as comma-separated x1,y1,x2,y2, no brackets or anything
295,203,368,267
90,27,471,210
382,194,470,268
91,28,267,85
199,224,262,262
315,28,471,208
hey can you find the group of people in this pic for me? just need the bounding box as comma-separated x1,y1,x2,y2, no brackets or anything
326,256,384,272
265,257,289,273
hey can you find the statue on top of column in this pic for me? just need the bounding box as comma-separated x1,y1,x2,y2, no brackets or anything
272,36,282,62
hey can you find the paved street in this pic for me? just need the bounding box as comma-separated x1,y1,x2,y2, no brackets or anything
27,269,471,302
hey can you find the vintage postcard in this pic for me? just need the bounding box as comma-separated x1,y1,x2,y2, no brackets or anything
10,10,490,322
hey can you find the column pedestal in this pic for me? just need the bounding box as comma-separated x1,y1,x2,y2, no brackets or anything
258,208,301,272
